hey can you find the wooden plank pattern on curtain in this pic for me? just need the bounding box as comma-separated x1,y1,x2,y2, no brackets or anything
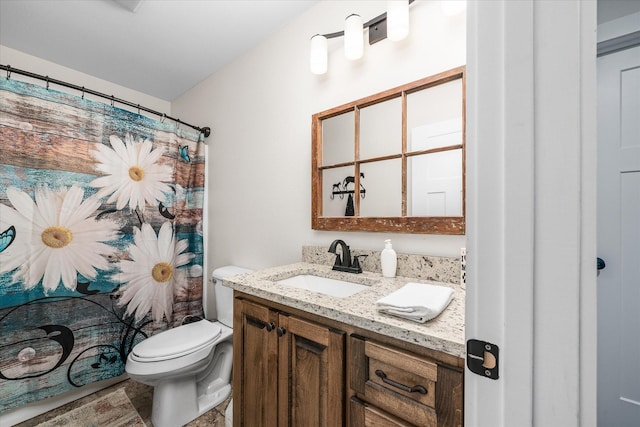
0,78,206,412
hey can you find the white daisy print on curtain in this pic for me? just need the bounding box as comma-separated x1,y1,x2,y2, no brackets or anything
0,185,120,292
90,135,172,211
116,221,194,323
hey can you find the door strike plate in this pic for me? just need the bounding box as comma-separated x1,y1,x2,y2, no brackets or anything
466,339,499,380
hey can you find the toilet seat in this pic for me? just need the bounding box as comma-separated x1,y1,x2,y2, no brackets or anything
131,320,222,362
126,321,232,378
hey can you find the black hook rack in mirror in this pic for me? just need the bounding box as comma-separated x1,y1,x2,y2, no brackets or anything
330,173,366,200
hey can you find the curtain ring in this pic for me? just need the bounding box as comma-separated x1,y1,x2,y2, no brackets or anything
45,76,50,90
161,113,166,123
6,65,11,80
110,95,114,107
176,119,180,130
81,86,85,99
137,104,140,115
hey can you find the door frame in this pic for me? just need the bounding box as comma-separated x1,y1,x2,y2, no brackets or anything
465,1,597,425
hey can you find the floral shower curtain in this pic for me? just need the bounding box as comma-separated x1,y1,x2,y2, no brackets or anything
0,78,206,412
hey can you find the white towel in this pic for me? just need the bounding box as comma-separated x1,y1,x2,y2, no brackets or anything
376,282,454,323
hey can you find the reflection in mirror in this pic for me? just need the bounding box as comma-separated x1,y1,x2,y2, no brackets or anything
322,111,354,166
407,79,463,152
360,97,402,160
312,66,466,234
323,166,354,217
360,159,402,217
407,149,462,216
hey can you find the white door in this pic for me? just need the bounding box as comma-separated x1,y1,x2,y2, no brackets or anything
597,45,640,427
409,119,463,216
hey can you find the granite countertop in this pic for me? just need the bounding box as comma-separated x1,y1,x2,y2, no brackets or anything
223,262,465,358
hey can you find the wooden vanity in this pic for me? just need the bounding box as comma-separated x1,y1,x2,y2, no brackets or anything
226,263,464,427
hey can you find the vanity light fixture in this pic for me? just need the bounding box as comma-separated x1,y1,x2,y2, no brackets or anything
309,0,415,75
344,14,364,60
387,0,410,41
310,34,328,75
441,0,467,17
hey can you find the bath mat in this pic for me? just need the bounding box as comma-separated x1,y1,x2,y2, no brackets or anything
36,388,146,427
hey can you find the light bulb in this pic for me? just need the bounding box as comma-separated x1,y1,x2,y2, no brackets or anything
310,34,328,75
387,1,409,41
344,14,363,60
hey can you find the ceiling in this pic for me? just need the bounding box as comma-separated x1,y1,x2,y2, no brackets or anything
0,0,318,101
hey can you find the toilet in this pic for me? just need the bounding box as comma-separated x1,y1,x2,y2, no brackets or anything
125,265,250,427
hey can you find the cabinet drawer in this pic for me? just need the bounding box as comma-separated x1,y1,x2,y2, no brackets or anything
350,397,417,427
351,337,438,426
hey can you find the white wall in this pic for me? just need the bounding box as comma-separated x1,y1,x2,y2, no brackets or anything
171,0,467,280
0,45,170,115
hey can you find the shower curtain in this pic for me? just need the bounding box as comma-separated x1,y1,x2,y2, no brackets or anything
0,78,206,412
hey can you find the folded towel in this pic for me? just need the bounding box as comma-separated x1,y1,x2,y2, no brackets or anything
376,282,454,323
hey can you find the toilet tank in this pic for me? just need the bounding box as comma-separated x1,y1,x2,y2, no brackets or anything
212,266,252,327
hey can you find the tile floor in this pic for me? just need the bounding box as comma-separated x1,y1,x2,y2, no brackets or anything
14,379,229,427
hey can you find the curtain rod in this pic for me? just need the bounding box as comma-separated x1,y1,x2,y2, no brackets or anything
0,64,211,138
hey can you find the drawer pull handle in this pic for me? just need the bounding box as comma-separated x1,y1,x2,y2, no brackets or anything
374,369,427,395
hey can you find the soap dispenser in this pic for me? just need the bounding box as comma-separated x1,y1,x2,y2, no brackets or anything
381,239,397,278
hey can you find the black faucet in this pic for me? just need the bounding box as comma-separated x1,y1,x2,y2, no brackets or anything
328,239,362,274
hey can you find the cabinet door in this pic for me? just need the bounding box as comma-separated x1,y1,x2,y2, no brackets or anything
277,314,345,427
233,299,278,427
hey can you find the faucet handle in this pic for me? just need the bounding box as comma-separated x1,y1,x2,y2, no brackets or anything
352,254,367,273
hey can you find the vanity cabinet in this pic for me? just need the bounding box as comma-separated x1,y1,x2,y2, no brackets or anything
233,294,463,427
233,298,345,427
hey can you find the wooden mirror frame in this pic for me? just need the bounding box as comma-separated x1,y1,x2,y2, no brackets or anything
311,66,466,234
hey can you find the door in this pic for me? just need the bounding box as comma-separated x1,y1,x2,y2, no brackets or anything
277,314,345,427
597,45,640,426
409,119,463,217
233,299,278,426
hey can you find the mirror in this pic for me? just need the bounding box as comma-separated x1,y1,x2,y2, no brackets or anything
312,66,466,234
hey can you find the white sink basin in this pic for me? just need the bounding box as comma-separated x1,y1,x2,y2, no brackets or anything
278,274,369,298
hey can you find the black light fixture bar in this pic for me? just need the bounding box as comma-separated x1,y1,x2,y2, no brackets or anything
320,0,415,44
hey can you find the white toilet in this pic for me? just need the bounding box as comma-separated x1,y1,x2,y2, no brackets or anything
125,266,250,427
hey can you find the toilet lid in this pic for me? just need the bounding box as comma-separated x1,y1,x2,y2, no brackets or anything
132,320,222,360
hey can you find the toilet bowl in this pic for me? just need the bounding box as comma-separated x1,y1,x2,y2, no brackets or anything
125,265,251,427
